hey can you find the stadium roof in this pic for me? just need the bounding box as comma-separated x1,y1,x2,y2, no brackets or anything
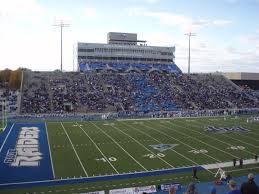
223,72,259,81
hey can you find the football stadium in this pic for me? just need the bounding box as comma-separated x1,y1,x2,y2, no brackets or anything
1,4,259,193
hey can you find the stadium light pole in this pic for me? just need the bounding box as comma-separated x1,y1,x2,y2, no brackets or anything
185,32,196,74
53,20,70,72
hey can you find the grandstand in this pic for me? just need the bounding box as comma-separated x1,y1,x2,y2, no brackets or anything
19,71,259,114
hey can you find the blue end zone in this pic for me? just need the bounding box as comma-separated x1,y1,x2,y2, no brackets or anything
0,122,53,185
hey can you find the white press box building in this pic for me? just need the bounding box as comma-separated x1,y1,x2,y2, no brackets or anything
77,32,180,72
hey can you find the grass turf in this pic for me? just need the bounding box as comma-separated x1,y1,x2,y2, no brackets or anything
1,116,259,194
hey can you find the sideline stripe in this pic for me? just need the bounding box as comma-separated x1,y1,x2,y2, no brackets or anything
0,123,14,153
202,158,257,170
227,166,259,173
60,122,88,177
76,122,120,174
45,122,55,179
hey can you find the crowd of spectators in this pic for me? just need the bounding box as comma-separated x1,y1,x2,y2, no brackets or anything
20,70,259,114
21,71,51,114
0,84,19,114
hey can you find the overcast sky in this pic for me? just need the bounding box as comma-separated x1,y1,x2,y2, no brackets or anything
0,0,259,73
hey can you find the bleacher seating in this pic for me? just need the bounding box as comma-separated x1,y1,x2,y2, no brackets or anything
0,88,19,114
19,70,259,114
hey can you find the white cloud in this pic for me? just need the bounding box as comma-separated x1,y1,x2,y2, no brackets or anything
144,0,162,3
225,0,239,3
238,35,259,48
53,14,72,24
127,8,232,32
143,32,258,73
0,0,43,18
212,20,233,26
84,7,97,17
142,32,174,46
129,0,162,4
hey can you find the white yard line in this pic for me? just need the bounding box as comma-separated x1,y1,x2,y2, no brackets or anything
45,122,56,179
76,122,119,174
0,124,14,153
166,121,240,158
60,122,88,177
109,124,175,168
121,122,214,174
142,121,221,163
190,120,256,155
90,122,148,171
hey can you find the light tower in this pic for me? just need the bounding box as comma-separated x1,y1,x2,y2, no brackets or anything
53,20,70,72
185,32,196,74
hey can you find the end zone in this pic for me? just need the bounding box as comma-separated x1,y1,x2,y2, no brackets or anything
0,122,54,185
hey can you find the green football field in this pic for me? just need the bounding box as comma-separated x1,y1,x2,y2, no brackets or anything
46,116,259,179
1,116,259,194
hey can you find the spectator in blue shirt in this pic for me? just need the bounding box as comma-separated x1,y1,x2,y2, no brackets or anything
227,180,242,194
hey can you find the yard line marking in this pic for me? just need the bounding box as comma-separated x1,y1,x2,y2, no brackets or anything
76,122,119,174
60,122,88,177
109,124,175,168
164,121,240,158
0,123,14,153
45,122,56,179
121,122,210,170
189,120,256,155
141,121,222,163
90,122,148,171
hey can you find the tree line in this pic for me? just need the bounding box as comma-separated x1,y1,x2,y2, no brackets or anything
0,69,23,89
